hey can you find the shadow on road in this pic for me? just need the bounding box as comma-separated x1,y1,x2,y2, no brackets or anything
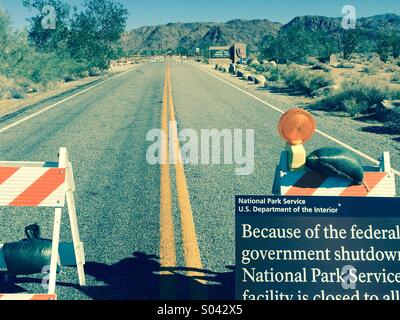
0,252,235,300
259,87,307,97
360,125,398,135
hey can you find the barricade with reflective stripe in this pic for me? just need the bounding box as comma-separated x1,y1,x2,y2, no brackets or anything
275,151,396,197
0,148,86,300
0,294,57,301
0,167,66,207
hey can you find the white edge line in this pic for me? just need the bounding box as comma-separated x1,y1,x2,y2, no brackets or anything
0,67,137,134
192,62,400,177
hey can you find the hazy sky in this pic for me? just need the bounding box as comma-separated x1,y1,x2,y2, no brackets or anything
1,0,399,30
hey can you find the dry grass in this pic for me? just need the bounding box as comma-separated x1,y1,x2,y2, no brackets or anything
279,64,334,94
0,64,137,117
313,77,400,116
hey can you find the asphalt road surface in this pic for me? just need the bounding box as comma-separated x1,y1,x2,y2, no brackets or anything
0,60,398,300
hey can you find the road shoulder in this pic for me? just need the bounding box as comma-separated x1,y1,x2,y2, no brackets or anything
0,65,139,119
192,62,400,173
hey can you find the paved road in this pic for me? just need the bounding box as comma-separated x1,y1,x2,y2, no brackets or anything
0,60,398,300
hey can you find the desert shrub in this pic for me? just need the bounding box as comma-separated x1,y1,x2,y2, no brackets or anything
254,65,267,73
0,87,9,99
64,74,77,82
0,85,26,99
308,74,334,92
385,65,399,73
261,64,287,83
282,65,333,94
306,57,319,65
28,57,61,84
350,56,363,64
17,51,86,85
266,68,281,82
245,65,255,72
363,65,379,75
13,78,28,88
1,47,92,99
342,98,369,116
0,75,26,99
391,72,400,83
335,62,355,69
29,83,41,93
10,88,26,99
314,78,400,115
89,67,102,77
247,59,260,67
367,53,380,62
249,62,261,69
367,54,385,68
311,62,331,72
0,4,128,101
0,75,12,96
79,70,90,78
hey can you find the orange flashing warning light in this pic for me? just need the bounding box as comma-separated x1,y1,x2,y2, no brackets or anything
278,109,316,145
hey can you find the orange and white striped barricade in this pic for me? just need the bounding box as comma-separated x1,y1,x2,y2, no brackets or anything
274,151,396,197
0,294,57,301
0,148,86,300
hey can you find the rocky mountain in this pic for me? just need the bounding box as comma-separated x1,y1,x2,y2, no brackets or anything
121,14,400,55
122,19,281,54
281,14,400,33
280,15,341,33
277,14,400,54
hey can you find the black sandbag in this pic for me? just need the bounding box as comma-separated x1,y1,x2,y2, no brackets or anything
3,224,52,275
306,147,365,186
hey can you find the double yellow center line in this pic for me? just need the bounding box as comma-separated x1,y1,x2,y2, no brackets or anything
159,63,204,279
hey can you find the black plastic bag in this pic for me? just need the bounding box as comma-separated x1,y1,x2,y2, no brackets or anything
3,224,52,275
306,147,367,188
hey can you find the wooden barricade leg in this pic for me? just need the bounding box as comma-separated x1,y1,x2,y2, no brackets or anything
48,208,62,295
66,182,86,286
62,148,86,286
381,152,391,173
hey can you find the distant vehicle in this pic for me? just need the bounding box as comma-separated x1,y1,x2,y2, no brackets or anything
151,59,156,63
